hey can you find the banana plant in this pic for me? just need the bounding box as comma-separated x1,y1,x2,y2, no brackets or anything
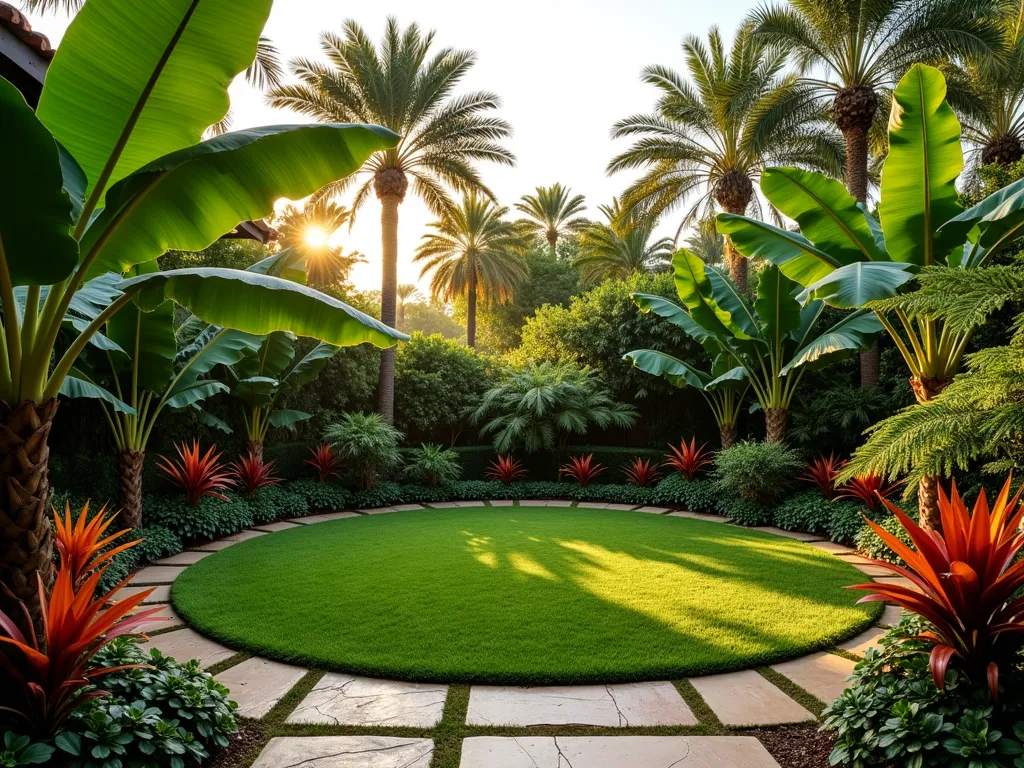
0,0,409,630
716,63,1024,528
629,251,882,442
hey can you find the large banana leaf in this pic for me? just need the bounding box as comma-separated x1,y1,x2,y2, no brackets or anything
234,375,279,406
59,371,135,414
781,311,884,375
798,262,916,308
939,176,1024,268
754,266,802,348
169,327,262,402
121,268,407,348
878,64,963,266
165,380,229,410
282,343,339,389
268,409,312,429
0,77,79,285
248,248,308,284
705,268,759,341
623,349,712,390
236,332,296,381
106,263,176,393
760,168,887,263
672,250,749,340
631,293,714,343
80,124,399,278
716,213,841,286
37,0,272,203
69,273,124,320
705,365,748,391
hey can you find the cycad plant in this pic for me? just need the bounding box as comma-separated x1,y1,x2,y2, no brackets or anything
269,18,514,421
515,184,589,253
413,194,529,347
608,23,844,292
575,199,675,283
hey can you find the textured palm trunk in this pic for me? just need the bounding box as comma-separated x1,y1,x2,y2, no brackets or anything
117,450,145,529
764,407,788,443
719,424,736,449
546,231,558,255
466,271,477,348
911,375,950,531
0,400,57,636
375,193,402,424
246,440,264,464
718,184,752,293
397,302,406,333
723,236,747,294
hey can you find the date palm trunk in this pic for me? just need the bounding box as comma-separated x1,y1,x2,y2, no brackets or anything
374,169,408,425
716,171,754,294
764,407,788,443
719,423,736,449
117,450,145,529
246,440,264,464
0,400,57,637
466,270,477,348
911,375,950,531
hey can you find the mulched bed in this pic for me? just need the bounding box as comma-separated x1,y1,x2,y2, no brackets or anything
207,720,267,768
750,723,835,768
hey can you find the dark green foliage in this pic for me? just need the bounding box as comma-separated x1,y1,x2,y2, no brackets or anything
265,442,321,480
49,453,118,507
324,412,403,489
855,507,916,567
0,733,53,766
827,503,873,546
451,446,500,479
402,444,462,486
244,485,308,524
350,481,406,509
652,474,720,513
401,301,466,340
720,498,773,526
774,491,834,535
789,381,894,456
288,478,352,511
144,493,253,542
713,441,803,506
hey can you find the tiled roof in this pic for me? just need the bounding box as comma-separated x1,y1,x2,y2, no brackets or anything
0,2,55,60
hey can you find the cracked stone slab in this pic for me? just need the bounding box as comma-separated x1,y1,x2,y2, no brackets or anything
287,673,447,727
143,628,235,669
192,539,238,551
543,500,573,507
808,540,855,555
772,652,857,703
639,506,670,514
604,503,639,511
253,521,301,532
360,507,397,515
466,682,696,727
252,736,433,768
119,584,171,603
156,551,211,565
459,736,781,767
751,526,822,542
215,657,307,719
452,500,486,507
489,500,514,506
129,565,186,584
689,670,815,726
575,502,609,509
391,504,426,511
131,604,182,633
840,627,887,657
518,499,550,506
225,530,268,542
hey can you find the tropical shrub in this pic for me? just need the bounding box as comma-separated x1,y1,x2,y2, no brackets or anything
403,444,462,487
713,441,803,506
663,438,714,479
827,504,873,546
559,455,607,486
229,451,281,495
324,413,404,490
837,473,903,512
773,491,836,535
623,457,661,486
305,442,342,482
155,441,234,507
855,509,915,567
485,456,527,485
721,498,774,527
652,474,721,514
144,494,253,542
288,478,352,512
245,485,309,524
801,454,843,500
0,732,52,766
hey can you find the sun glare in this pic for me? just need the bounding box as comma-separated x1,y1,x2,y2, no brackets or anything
304,226,329,247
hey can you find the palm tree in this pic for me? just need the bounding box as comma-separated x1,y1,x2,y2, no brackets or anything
396,284,424,331
575,199,674,283
608,24,845,293
413,194,529,347
274,198,365,287
684,218,725,267
269,18,514,422
515,184,589,253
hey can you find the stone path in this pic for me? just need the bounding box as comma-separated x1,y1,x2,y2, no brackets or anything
128,499,903,767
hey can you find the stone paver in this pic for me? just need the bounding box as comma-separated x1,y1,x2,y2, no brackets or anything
751,526,822,542
466,682,696,727
880,605,903,626
639,506,670,514
542,500,572,507
874,575,919,591
489,500,514,506
459,736,781,768
156,551,211,565
288,673,447,727
452,500,486,507
392,504,426,511
299,511,360,522
840,627,887,657
772,652,856,703
225,529,268,542
833,553,875,565
604,503,639,511
132,604,182,633
689,670,815,726
215,657,308,719
253,521,300,532
519,499,550,506
360,507,396,515
252,737,433,768
852,563,892,577
144,628,236,669
668,510,701,518
129,565,186,584
689,513,729,523
119,584,172,603
576,502,609,509
808,540,854,554
192,538,238,551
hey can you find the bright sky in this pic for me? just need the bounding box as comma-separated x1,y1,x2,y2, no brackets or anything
24,0,751,293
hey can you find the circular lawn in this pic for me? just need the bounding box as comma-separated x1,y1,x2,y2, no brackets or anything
172,506,879,685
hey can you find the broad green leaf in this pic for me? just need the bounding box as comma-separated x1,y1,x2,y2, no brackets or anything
59,373,136,414
939,176,1024,267
283,342,339,390
236,332,296,380
879,64,963,265
706,365,748,390
754,266,801,348
80,124,399,278
165,380,228,410
248,248,308,285
268,409,312,429
233,375,279,407
705,267,760,342
672,250,746,340
121,268,407,348
760,168,887,263
623,349,711,390
107,263,176,393
859,203,887,253
37,0,272,203
799,262,917,308
781,310,883,374
0,76,79,285
68,273,124,320
191,404,232,434
66,317,127,355
174,327,262,380
717,213,841,286
631,293,713,343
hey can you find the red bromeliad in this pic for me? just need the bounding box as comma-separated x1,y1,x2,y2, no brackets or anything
53,502,137,588
836,473,902,512
560,454,606,487
305,442,342,483
156,440,234,507
851,476,1024,699
486,455,527,485
230,451,282,495
624,457,661,486
663,438,713,480
800,454,844,500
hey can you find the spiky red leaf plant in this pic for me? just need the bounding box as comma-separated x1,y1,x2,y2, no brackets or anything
560,454,607,487
230,451,282,495
836,473,903,511
851,476,1024,700
624,457,661,486
156,440,234,507
662,438,713,480
305,442,342,482
800,454,844,500
53,502,137,588
485,455,527,485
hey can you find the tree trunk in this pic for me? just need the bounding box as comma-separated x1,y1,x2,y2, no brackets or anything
0,400,57,637
397,302,406,333
764,407,788,443
375,193,401,424
547,231,558,255
719,424,736,449
117,450,145,529
860,341,880,389
466,271,477,348
842,125,870,204
246,440,264,464
724,235,747,294
910,375,950,531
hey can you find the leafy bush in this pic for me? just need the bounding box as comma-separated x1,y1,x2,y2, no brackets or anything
773,491,835,535
324,412,403,489
351,481,406,509
827,503,873,546
855,507,916,567
0,733,52,766
720,498,773,526
653,474,721,513
288,478,352,511
403,444,462,486
245,485,309,524
144,493,253,542
713,441,803,506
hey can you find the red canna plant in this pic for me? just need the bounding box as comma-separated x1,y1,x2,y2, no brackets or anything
53,502,137,587
800,454,844,500
305,442,342,482
851,476,1024,699
486,455,527,485
229,450,282,495
156,440,234,507
836,473,903,512
663,438,713,480
624,457,661,486
560,454,607,487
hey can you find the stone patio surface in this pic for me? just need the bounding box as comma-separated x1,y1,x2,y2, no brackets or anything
288,673,448,727
251,737,433,768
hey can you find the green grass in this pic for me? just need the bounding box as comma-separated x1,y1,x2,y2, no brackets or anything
173,506,879,685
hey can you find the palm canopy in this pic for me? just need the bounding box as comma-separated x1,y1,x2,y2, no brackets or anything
268,17,515,215
515,183,589,251
575,199,674,283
